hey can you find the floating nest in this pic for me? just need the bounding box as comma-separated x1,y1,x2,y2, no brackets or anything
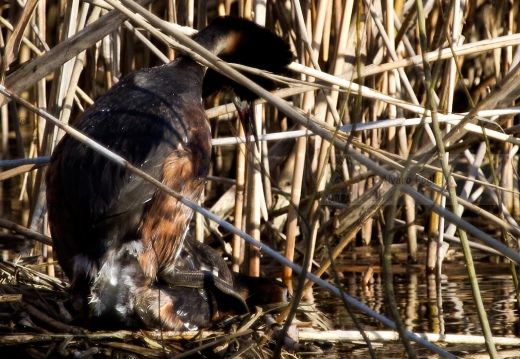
0,259,331,358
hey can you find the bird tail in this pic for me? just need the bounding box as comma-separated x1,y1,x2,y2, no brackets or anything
195,16,293,102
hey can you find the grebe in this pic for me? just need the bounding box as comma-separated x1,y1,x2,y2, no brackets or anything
136,234,289,330
46,16,292,330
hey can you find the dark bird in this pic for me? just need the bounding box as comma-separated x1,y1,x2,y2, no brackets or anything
137,234,289,330
45,16,292,330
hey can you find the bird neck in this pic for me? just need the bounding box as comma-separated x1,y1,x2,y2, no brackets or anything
191,21,242,59
165,57,206,98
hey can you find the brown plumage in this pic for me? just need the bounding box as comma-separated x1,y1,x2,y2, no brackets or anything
46,16,292,330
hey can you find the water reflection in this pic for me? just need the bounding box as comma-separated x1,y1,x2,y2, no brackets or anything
313,262,517,357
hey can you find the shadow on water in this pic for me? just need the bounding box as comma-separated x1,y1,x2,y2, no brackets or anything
311,247,518,358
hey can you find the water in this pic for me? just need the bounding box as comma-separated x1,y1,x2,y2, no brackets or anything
311,257,518,358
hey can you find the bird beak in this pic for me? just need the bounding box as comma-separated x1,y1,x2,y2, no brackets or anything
232,94,259,151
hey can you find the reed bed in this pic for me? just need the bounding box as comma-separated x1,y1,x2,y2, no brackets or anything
1,0,520,358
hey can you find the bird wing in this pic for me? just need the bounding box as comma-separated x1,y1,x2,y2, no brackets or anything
59,69,191,232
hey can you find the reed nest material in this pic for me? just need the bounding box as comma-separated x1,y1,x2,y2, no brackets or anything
0,258,329,358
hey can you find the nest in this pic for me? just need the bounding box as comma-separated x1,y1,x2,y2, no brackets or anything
0,259,328,358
